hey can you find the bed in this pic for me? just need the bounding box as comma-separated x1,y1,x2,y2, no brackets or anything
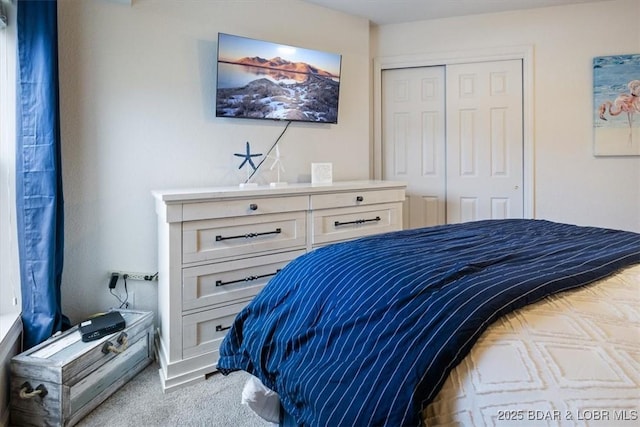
217,219,640,426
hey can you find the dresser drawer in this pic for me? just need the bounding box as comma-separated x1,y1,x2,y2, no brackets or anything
182,249,304,311
312,202,403,246
182,195,308,221
183,212,306,264
310,188,404,210
182,301,248,360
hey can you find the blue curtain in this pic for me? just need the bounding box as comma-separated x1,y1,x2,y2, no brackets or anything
16,0,69,349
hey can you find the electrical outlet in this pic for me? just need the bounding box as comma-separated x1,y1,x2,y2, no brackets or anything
110,271,158,282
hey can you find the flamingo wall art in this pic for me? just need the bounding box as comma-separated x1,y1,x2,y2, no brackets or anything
593,54,640,156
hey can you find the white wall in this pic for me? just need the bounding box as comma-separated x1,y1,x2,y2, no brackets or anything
57,0,370,323
57,0,640,324
372,0,640,233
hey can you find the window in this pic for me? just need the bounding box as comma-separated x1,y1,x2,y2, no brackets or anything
0,0,20,337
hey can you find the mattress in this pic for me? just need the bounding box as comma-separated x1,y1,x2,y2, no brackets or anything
424,264,640,426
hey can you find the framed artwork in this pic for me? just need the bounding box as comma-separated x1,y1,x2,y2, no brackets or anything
593,54,640,156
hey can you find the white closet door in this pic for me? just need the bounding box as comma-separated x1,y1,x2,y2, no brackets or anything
446,60,524,223
381,60,524,228
382,66,446,229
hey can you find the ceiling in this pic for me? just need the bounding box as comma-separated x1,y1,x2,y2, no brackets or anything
301,0,611,25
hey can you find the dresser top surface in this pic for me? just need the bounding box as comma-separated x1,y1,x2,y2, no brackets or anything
152,180,407,204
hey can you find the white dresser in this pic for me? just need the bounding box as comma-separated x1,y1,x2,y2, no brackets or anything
153,180,406,392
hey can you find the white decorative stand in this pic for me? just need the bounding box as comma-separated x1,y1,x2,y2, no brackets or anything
269,143,287,187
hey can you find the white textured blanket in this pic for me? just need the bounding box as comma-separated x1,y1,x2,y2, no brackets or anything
424,264,640,426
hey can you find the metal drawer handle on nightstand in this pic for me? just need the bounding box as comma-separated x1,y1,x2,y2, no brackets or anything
215,228,282,242
18,382,48,400
334,216,381,227
356,195,364,202
216,325,231,332
216,269,282,287
101,332,128,355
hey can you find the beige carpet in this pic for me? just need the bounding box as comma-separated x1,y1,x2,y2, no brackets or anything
77,362,272,427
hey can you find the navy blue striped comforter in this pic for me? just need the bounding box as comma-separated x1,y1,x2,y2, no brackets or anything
218,219,640,426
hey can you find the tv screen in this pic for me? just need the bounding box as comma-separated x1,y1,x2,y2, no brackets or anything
216,33,342,123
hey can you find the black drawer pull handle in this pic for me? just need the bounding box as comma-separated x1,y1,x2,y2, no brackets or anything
216,228,282,242
216,269,282,287
356,195,364,202
216,325,231,332
334,216,381,227
18,382,48,400
249,203,258,211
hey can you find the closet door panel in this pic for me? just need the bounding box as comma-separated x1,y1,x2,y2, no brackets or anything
446,60,524,223
382,66,446,229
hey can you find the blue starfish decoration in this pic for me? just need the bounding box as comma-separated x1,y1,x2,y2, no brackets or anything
234,141,262,171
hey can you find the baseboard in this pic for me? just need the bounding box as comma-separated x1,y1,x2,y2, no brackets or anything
156,333,218,393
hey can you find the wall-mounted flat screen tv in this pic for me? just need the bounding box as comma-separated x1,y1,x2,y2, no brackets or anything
216,33,342,123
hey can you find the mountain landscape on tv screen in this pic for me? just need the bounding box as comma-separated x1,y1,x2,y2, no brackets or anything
216,56,340,122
